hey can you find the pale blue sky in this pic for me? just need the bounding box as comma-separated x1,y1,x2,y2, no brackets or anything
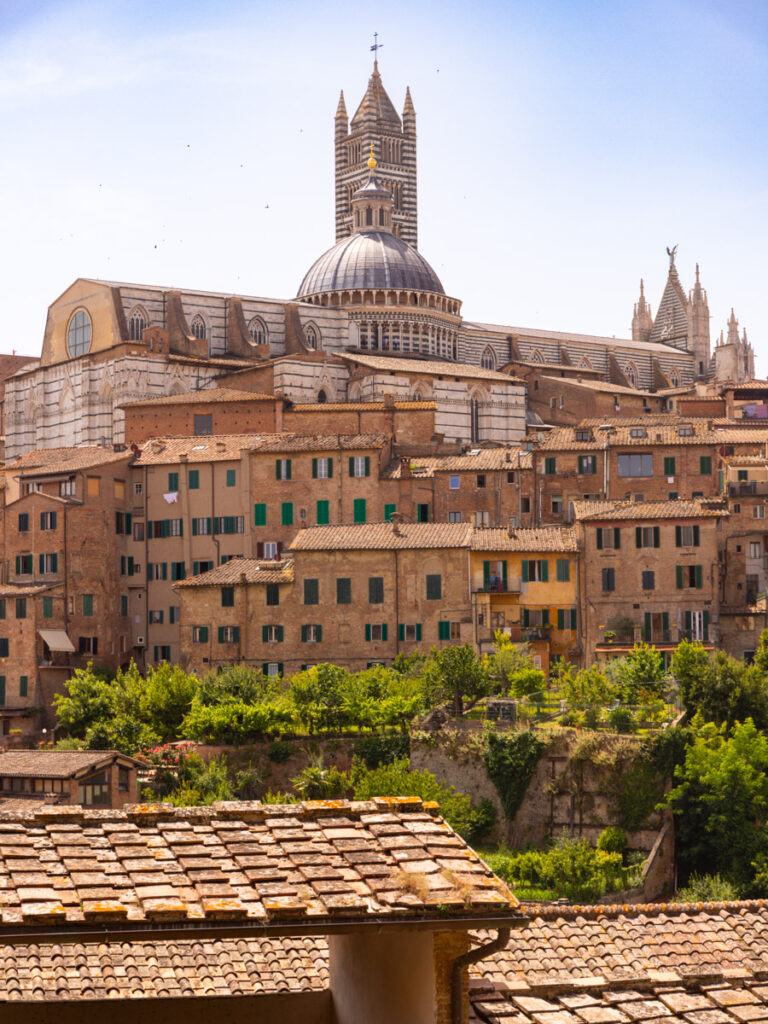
1,0,766,367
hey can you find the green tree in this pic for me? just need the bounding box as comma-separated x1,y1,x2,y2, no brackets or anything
672,642,768,730
426,643,489,715
608,643,665,703
559,664,616,710
486,635,543,696
664,718,768,889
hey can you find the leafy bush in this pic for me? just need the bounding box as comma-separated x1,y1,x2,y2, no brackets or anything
597,826,627,855
267,740,294,763
354,733,410,769
183,699,291,744
608,707,635,733
674,873,742,903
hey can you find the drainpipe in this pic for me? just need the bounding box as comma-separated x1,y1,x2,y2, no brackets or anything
603,435,610,499
450,927,511,1024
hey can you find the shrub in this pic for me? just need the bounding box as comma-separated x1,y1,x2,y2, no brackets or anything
267,740,294,763
608,707,635,733
674,873,742,903
597,826,627,855
354,733,410,768
483,730,546,821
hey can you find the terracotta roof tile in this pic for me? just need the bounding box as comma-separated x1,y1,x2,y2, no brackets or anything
120,387,277,408
385,449,533,478
538,423,768,451
0,751,144,779
573,499,729,521
8,447,133,476
538,376,661,397
471,528,579,553
0,800,518,933
133,432,388,465
290,522,474,551
174,558,294,588
342,352,523,385
293,400,437,411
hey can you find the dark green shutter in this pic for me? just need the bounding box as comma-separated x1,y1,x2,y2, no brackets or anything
384,503,395,522
316,625,322,642
685,610,692,634
521,560,529,582
635,526,642,548
317,500,329,525
662,612,669,636
675,525,682,547
693,525,700,546
483,561,491,587
614,528,621,549
415,624,422,642
596,528,603,550
644,612,651,641
557,609,565,630
301,625,308,642
349,457,355,477
502,561,508,587
233,627,240,643
523,608,529,627
703,611,709,641
312,458,318,479
542,609,549,626
39,554,44,574
398,624,405,642
365,456,370,477
381,624,388,642
695,564,703,589
15,556,19,575
286,460,292,480
276,459,282,480
541,560,548,582
218,626,225,643
676,566,683,589
277,626,284,642
262,625,269,642
570,608,577,630
365,623,371,641
653,526,660,548
254,503,267,526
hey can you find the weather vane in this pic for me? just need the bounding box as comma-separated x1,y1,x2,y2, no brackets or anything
371,32,383,64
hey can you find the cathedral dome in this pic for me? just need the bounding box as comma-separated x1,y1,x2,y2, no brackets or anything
297,231,444,298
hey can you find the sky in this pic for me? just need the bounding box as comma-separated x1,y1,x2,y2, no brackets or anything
1,0,767,368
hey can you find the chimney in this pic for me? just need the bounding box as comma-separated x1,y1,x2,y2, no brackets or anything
391,512,405,535
383,393,395,409
399,457,412,479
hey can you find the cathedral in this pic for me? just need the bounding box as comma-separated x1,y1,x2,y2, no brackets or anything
2,60,755,458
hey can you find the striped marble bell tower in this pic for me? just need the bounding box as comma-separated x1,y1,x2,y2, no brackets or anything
335,61,417,248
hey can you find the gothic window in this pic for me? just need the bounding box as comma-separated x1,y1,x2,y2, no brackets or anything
305,324,319,349
366,207,373,226
379,208,385,226
480,346,496,370
624,362,637,386
190,314,207,341
248,316,268,346
580,357,593,369
531,350,544,364
470,398,480,443
67,309,92,358
317,389,327,404
669,368,680,387
128,306,148,341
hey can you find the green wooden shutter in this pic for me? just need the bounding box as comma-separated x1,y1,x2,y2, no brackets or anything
685,610,692,634
415,624,422,642
644,612,651,641
277,626,284,642
232,627,240,642
541,560,548,582
218,626,225,643
14,556,19,575
662,612,669,636
384,503,395,522
693,525,700,546
557,609,565,630
316,625,322,642
301,625,308,642
365,456,370,477
635,526,642,548
695,564,703,589
0,677,5,706
398,624,405,642
365,623,371,641
522,608,529,627
703,610,709,641
349,457,355,477
262,625,269,642
542,609,549,626
19,676,28,698
502,560,508,587
316,500,329,525
312,458,318,479
276,459,282,480
521,560,529,582
438,621,449,640
675,525,682,547
38,554,44,574
614,528,621,549
354,498,366,523
596,528,603,550
381,623,388,642
282,502,294,526
570,608,577,630
676,565,683,589
254,503,267,526
286,460,292,480
328,458,333,478
653,526,660,548
483,561,491,587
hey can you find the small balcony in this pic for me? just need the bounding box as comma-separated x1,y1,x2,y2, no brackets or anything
728,481,768,497
473,576,522,594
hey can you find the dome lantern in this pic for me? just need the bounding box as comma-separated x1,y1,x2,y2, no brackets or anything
351,143,394,234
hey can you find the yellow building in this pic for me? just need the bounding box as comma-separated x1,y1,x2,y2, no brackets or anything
470,527,580,671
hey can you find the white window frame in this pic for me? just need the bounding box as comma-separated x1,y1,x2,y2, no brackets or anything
449,475,460,490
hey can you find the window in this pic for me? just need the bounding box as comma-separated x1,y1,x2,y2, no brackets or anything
78,770,109,807
304,578,319,605
214,516,244,534
642,570,655,590
617,454,653,477
676,525,701,547
312,457,333,479
118,767,130,793
192,626,209,643
635,526,660,549
544,458,557,475
129,305,147,340
86,476,100,497
301,624,322,643
575,429,592,442
15,599,26,619
551,495,563,515
82,594,94,616
192,560,214,576
0,642,7,659
449,475,460,490
149,609,164,624
276,458,292,480
417,503,430,523
663,457,676,476
171,562,186,581
78,637,98,655
521,497,531,514
153,645,171,662
316,500,329,525
39,553,58,574
556,609,578,631
147,562,167,581
596,527,621,550
42,597,53,619
738,469,749,482
248,316,268,346
354,498,367,524
700,456,712,475
335,578,353,605
754,506,766,520
168,472,179,492
556,559,570,582
60,478,76,497
677,425,694,437
263,625,284,643
602,567,615,592
121,595,128,616
749,542,762,559
369,577,384,604
263,662,283,678
192,517,211,536
133,521,145,542
16,554,33,576
349,456,370,478
476,474,487,489
384,504,396,522
221,586,235,607
507,471,515,484
480,346,496,370
218,626,239,644
281,502,294,526
40,511,57,530
578,455,597,474
226,469,236,487
194,414,213,435
475,510,490,527
190,314,206,340
263,541,278,559
449,511,462,523
522,559,548,582
17,513,29,532
67,308,92,357
676,564,704,590
426,574,442,600
188,469,200,489
399,624,423,642
365,623,389,641
19,676,28,699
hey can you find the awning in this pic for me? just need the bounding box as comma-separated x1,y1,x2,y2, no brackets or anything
38,629,75,653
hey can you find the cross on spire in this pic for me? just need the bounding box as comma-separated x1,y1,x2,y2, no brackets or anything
370,32,383,68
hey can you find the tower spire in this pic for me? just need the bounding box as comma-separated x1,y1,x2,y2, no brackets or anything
370,31,383,71
632,278,653,342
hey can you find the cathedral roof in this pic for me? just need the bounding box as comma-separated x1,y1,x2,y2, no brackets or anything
297,231,444,296
649,253,690,347
350,64,401,129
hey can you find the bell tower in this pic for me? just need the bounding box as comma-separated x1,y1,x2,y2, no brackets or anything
334,51,418,247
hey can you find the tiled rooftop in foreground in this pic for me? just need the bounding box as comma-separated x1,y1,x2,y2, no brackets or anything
0,798,517,932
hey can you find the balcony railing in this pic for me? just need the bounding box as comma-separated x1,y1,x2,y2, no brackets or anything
474,577,522,594
728,482,768,497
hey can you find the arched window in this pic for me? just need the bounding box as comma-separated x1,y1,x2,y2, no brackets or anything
379,208,385,226
305,323,319,349
317,389,327,404
480,346,496,370
669,368,680,387
531,350,544,364
366,207,373,226
580,356,593,369
624,362,637,386
67,308,92,358
248,316,268,346
470,398,480,443
190,314,206,341
128,305,148,341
